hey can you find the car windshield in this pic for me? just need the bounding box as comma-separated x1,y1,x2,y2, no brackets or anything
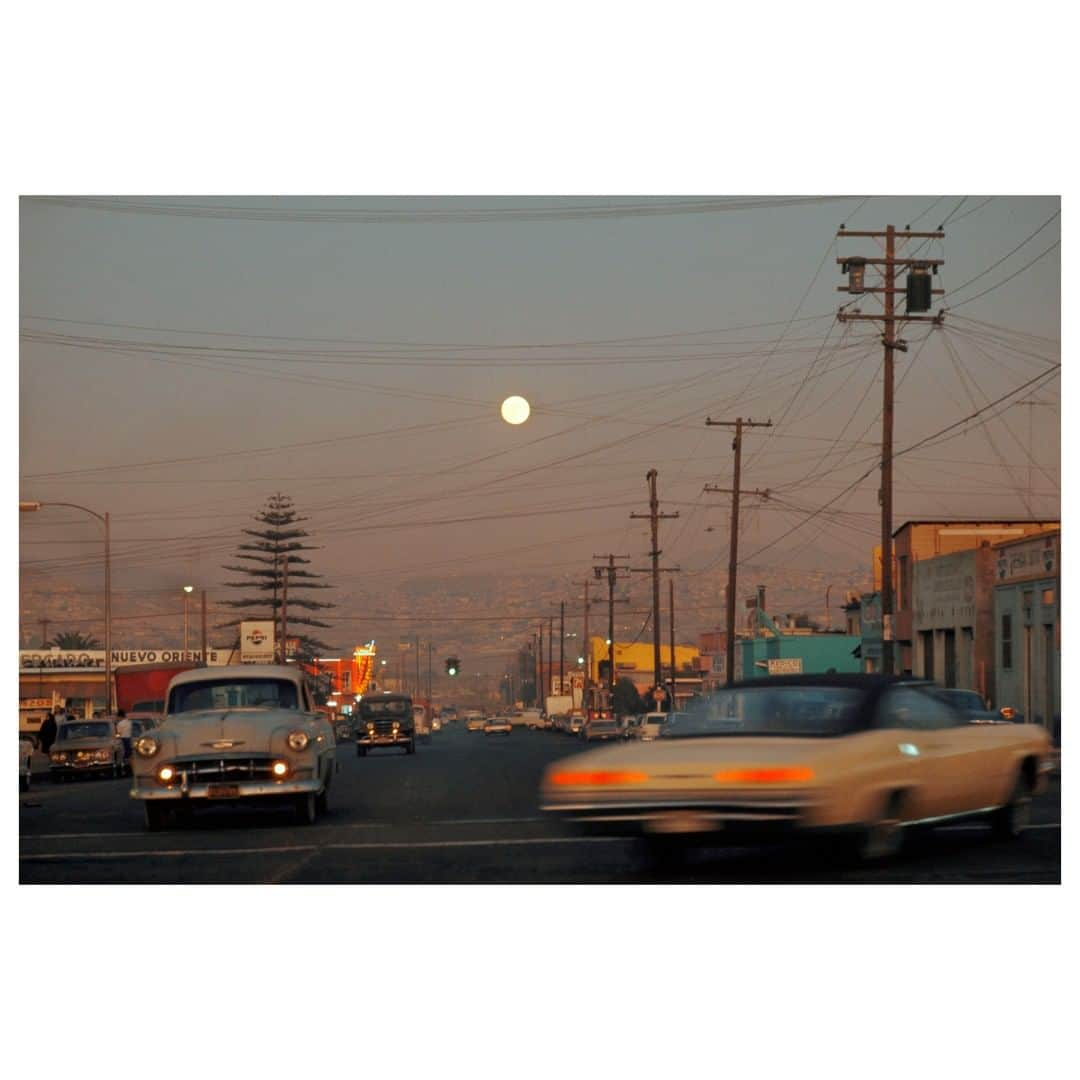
168,678,300,714
659,686,865,738
362,699,411,717
57,722,112,741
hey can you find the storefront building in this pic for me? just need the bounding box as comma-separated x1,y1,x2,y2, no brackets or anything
993,531,1060,741
911,545,996,700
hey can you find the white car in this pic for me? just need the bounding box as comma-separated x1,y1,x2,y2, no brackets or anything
635,712,668,741
130,664,336,830
19,738,34,792
484,716,513,735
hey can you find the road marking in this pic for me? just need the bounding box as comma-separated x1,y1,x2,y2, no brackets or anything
19,835,623,862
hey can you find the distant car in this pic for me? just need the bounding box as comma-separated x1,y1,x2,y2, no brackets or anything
334,720,353,742
484,716,512,736
49,718,125,781
130,664,336,829
631,712,668,741
432,717,442,733
935,688,1009,725
465,713,486,732
567,714,585,736
19,737,34,792
541,674,1054,862
582,717,622,743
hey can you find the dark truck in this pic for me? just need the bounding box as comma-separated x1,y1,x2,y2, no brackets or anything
355,693,416,755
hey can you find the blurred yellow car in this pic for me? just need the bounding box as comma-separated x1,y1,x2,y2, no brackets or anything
539,675,1052,860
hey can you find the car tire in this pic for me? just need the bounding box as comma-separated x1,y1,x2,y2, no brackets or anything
991,775,1032,840
855,792,906,862
407,739,416,755
144,802,167,832
295,792,317,825
316,785,329,816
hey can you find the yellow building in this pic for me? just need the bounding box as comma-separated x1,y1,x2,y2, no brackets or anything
588,637,700,692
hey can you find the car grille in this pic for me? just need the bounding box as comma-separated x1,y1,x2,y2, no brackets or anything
169,756,279,782
369,719,405,736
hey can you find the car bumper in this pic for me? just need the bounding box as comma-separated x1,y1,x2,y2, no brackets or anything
131,777,322,801
357,735,412,747
49,761,114,774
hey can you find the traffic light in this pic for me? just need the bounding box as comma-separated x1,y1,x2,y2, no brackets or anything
445,656,460,676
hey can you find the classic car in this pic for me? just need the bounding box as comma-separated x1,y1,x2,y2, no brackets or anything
465,712,487,732
49,719,125,781
483,716,513,735
19,737,34,792
539,674,1053,861
356,694,416,755
934,688,1009,725
581,717,622,743
130,664,336,829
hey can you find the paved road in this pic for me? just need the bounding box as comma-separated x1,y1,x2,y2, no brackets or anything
19,724,1061,884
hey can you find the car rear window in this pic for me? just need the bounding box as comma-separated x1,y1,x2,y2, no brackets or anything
660,686,866,738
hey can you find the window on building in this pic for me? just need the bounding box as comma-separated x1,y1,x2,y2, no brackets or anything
1002,612,1013,671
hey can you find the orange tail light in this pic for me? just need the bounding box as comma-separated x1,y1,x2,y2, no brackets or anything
550,770,649,786
713,766,815,784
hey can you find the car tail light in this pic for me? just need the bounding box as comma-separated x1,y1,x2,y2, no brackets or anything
713,767,814,784
550,770,649,786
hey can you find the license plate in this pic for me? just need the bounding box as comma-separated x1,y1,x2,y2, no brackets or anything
207,784,240,798
647,811,716,835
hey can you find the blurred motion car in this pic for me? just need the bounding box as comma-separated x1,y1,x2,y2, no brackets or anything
19,737,34,792
49,718,125,781
484,716,513,736
130,664,336,830
540,674,1053,861
465,712,486,732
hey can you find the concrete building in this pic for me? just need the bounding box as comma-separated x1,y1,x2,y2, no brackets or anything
911,545,996,700
992,530,1060,741
874,520,1060,674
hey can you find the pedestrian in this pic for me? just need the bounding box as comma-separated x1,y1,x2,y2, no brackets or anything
116,709,132,761
39,711,58,753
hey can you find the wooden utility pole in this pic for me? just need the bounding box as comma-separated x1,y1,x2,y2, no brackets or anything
200,590,208,664
705,416,772,686
280,553,289,663
427,640,433,706
837,225,945,674
582,579,590,691
547,617,554,701
415,634,421,703
630,469,680,693
592,554,630,698
559,600,565,694
669,577,676,705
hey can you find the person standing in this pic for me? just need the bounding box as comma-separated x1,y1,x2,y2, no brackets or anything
39,711,58,753
116,709,132,761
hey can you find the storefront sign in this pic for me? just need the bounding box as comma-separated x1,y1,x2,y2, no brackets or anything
766,657,804,675
240,621,275,664
20,649,230,671
996,533,1059,585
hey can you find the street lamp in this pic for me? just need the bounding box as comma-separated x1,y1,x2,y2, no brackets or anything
20,500,113,712
183,585,194,654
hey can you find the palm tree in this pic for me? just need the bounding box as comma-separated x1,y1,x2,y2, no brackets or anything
49,631,102,649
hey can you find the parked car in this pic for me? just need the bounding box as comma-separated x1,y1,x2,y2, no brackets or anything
19,737,34,792
540,674,1053,862
49,718,125,781
934,688,1010,725
484,716,513,736
582,717,622,743
130,664,336,830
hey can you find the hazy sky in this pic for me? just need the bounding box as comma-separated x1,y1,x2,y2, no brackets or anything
18,195,1061,632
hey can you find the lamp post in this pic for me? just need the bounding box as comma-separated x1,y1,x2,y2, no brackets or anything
20,500,112,712
183,585,194,655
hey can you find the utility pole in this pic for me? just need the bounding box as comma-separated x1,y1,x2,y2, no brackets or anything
837,224,945,674
559,600,565,694
1015,399,1052,513
427,640,432,706
592,554,630,699
536,624,544,707
705,416,772,686
280,554,289,663
415,634,421,703
200,590,208,664
630,469,680,693
547,616,555,701
669,577,676,706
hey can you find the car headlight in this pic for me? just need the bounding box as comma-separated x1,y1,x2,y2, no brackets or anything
392,721,400,731
367,723,375,733
135,735,160,758
286,730,310,751
157,765,176,783
271,760,290,778
50,751,68,763
93,749,112,762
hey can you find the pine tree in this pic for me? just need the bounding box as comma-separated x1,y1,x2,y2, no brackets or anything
219,493,335,660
